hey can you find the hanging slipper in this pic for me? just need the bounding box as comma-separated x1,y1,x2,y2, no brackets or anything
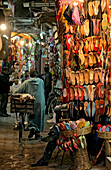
108,72,111,88
83,85,89,100
101,0,106,12
84,19,89,36
84,101,89,117
63,4,73,25
72,5,81,25
91,36,94,51
88,52,94,68
79,136,84,149
84,39,89,54
78,85,84,101
74,86,79,100
82,136,87,149
92,101,96,117
100,85,105,99
84,69,89,85
93,54,98,68
70,86,75,101
98,68,102,82
86,101,91,117
84,54,89,69
93,1,100,16
94,87,99,100
102,13,108,31
79,71,84,86
90,85,96,101
88,1,93,17
70,71,76,86
75,71,80,85
94,69,99,84
92,19,97,35
72,138,78,150
89,69,94,84
99,99,105,115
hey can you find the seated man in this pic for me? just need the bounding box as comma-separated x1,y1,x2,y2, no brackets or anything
31,124,60,167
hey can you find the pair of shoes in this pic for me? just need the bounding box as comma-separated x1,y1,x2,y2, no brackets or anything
31,158,48,167
28,128,36,138
35,132,42,139
28,128,41,139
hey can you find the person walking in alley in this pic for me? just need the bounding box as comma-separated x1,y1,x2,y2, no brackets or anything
14,70,45,139
44,66,52,114
0,67,13,117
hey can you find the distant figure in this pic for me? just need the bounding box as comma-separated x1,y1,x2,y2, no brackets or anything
21,70,30,83
44,66,52,99
10,79,21,94
14,70,45,139
0,67,13,117
44,66,52,114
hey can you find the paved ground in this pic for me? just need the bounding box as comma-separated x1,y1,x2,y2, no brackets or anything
0,103,108,170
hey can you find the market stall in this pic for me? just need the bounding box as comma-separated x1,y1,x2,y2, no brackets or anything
54,0,111,168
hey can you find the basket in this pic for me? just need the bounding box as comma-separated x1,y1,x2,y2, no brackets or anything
105,140,111,156
60,125,93,138
10,96,34,114
97,131,111,139
70,147,91,170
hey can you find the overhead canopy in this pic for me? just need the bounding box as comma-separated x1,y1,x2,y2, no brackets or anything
11,32,38,41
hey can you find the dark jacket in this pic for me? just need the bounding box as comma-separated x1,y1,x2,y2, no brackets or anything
44,72,52,93
0,73,12,94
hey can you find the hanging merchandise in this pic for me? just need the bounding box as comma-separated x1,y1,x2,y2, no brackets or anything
56,0,111,123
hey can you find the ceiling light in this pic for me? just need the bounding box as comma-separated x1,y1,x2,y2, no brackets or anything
0,24,6,30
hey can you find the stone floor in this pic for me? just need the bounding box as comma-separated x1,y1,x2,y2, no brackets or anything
0,103,108,170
